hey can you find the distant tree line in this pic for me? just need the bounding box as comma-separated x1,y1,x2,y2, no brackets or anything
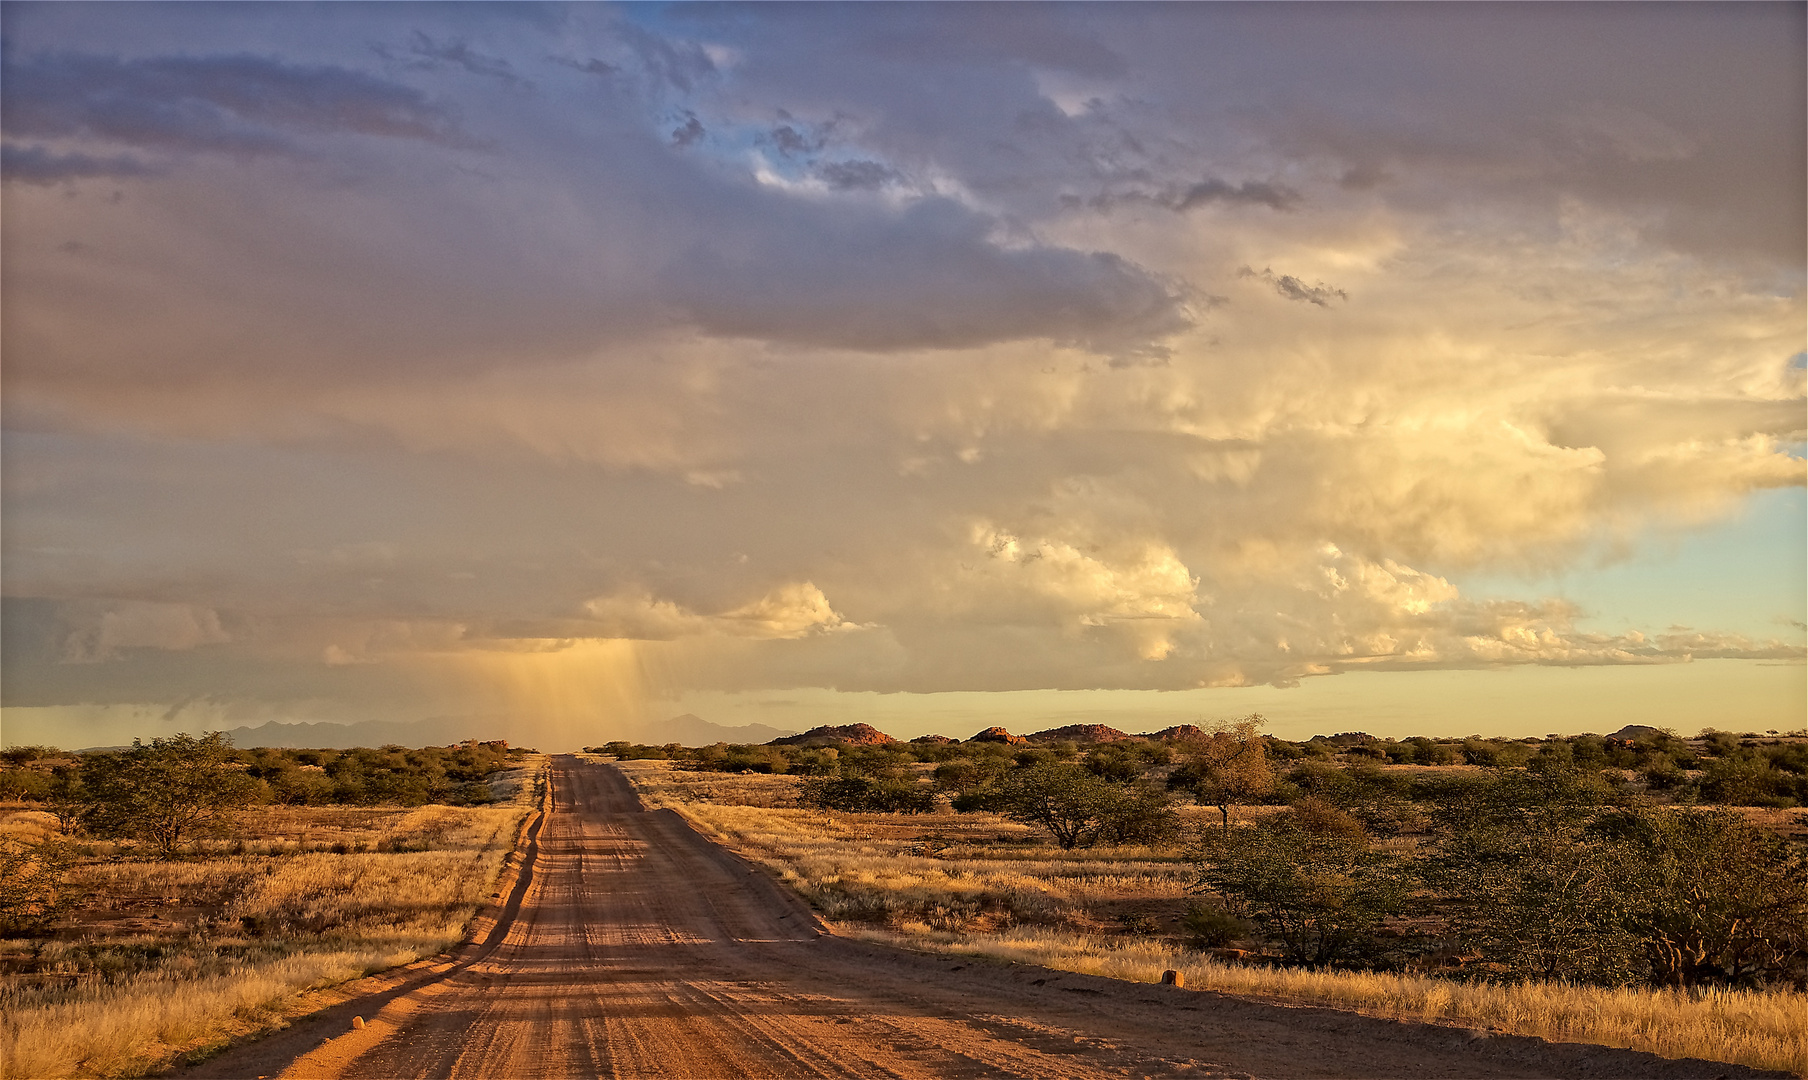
590,724,1808,813
0,734,528,862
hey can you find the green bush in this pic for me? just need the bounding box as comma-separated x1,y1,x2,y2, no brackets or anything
1181,902,1249,948
799,775,935,814
0,838,71,934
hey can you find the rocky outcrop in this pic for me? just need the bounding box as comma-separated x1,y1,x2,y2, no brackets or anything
1312,732,1377,746
1024,724,1131,744
768,723,897,747
1148,725,1207,742
909,734,957,745
966,726,1028,745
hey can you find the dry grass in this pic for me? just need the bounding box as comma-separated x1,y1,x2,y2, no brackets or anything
616,760,1195,931
2,945,420,1080
615,758,1808,1077
0,759,544,1079
850,927,1808,1077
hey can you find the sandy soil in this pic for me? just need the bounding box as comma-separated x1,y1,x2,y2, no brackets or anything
185,758,1787,1079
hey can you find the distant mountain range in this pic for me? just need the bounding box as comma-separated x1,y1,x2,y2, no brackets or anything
636,714,797,746
124,713,800,752
205,718,500,750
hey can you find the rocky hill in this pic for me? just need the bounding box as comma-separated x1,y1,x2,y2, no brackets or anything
769,723,898,747
966,727,1028,745
1024,724,1131,744
1148,725,1207,742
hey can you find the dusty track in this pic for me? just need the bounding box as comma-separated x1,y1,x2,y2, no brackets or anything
195,758,1778,1079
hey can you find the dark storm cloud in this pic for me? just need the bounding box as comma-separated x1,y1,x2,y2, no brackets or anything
817,159,901,192
374,32,521,84
1120,3,1804,266
1239,267,1347,308
1171,178,1300,212
667,195,1189,355
0,51,463,156
1081,177,1302,214
0,142,155,184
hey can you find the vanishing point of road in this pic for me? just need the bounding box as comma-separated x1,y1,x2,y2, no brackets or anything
192,757,1768,1080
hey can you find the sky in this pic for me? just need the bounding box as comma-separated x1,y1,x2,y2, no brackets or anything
2,2,1803,752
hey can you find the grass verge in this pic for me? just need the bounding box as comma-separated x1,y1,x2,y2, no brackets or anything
849,926,1808,1077
0,759,545,1079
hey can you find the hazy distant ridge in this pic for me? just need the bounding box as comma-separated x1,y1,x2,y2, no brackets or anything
642,714,797,746
210,718,498,750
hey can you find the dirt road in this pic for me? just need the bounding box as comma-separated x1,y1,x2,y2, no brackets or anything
205,758,1773,1079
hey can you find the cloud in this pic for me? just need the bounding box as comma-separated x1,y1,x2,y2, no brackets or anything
719,583,862,639
59,602,230,663
817,159,901,191
667,196,1191,355
0,4,1799,729
583,583,864,641
0,51,463,157
374,32,520,83
1078,177,1303,216
1239,266,1348,307
0,142,156,184
670,112,705,146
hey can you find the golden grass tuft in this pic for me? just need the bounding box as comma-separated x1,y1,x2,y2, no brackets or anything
2,946,418,1079
846,926,1808,1077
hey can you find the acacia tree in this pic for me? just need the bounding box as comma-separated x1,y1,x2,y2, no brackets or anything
998,763,1117,849
1194,809,1410,969
1428,769,1640,984
1169,716,1274,831
1607,807,1808,988
79,732,260,858
0,837,71,932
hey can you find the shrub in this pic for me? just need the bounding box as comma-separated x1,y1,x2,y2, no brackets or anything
1193,811,1410,969
799,775,935,814
1181,902,1248,948
1603,807,1808,988
78,733,261,858
0,837,70,933
997,763,1119,849
1092,785,1182,846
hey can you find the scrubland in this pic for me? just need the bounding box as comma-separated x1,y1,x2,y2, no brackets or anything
614,757,1808,1076
621,760,1202,932
0,760,543,1079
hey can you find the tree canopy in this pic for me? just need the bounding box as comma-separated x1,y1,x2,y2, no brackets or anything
78,732,260,858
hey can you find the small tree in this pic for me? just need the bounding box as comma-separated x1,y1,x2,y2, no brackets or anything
79,732,260,858
0,837,71,933
46,766,87,835
1194,810,1410,969
1093,784,1182,846
1427,766,1641,984
998,763,1118,849
1606,807,1808,988
1169,716,1274,831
